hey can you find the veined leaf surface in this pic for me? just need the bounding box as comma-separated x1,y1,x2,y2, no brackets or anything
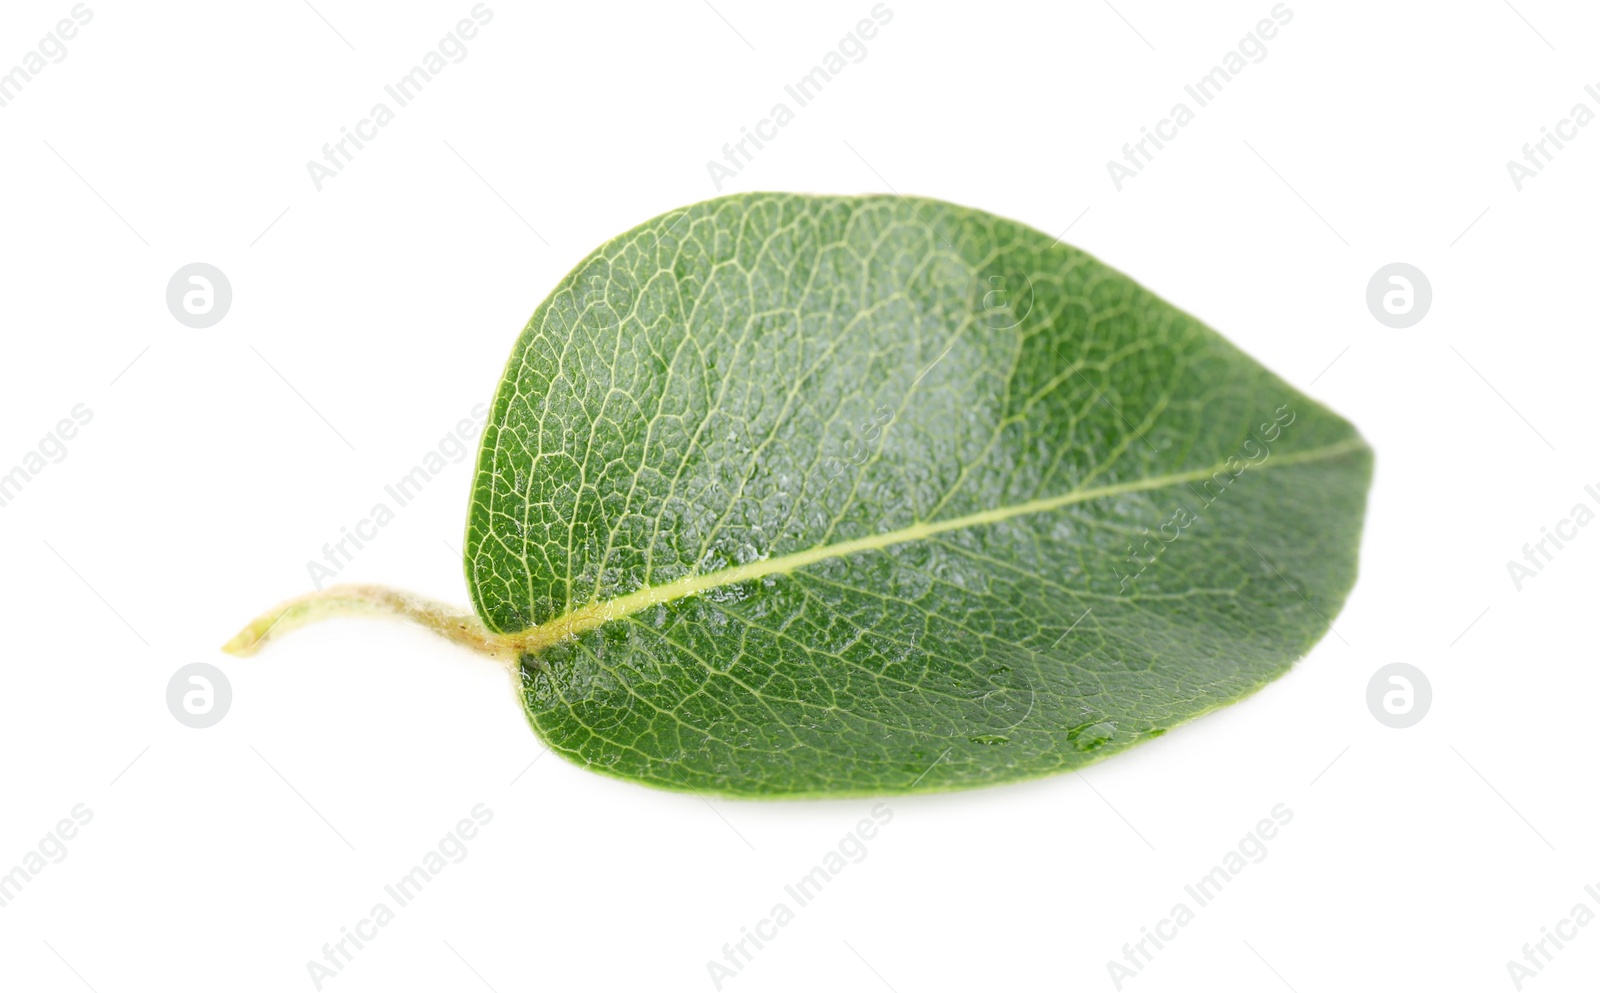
465,193,1371,797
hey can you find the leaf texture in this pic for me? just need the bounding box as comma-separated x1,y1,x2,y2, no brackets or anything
465,193,1372,796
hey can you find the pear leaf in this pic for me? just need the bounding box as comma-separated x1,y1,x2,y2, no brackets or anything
228,193,1371,798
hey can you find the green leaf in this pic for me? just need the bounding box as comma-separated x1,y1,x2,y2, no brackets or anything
461,192,1372,797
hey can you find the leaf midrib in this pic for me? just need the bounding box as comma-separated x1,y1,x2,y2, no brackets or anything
501,436,1367,654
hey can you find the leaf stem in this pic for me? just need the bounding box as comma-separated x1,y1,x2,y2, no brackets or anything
223,439,1369,664
221,584,521,668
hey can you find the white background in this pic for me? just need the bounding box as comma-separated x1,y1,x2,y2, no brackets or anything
1,1,1596,990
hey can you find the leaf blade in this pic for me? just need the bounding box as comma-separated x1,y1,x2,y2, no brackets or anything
467,193,1372,796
